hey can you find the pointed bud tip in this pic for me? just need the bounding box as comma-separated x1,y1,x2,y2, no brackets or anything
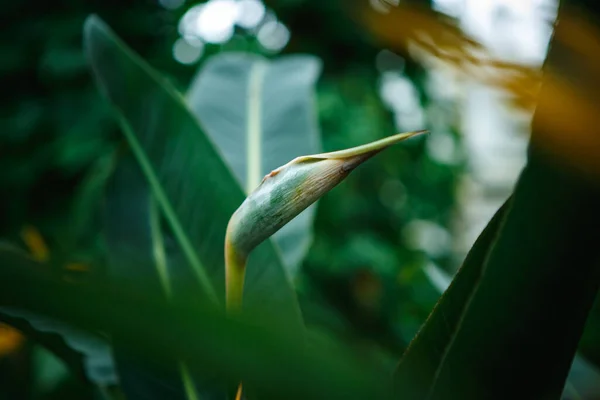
226,130,428,256
304,129,428,162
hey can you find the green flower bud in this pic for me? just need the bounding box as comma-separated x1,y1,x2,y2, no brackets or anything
226,130,427,259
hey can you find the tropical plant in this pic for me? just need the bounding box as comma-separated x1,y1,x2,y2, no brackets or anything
2,8,600,400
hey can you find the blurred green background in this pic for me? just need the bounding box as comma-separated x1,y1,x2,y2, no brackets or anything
0,0,565,398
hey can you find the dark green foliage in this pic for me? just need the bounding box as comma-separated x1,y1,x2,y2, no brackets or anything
394,196,512,398
85,14,303,322
0,247,391,400
3,0,600,399
426,152,600,399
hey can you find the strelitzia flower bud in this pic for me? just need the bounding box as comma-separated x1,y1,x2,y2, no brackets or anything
225,130,427,309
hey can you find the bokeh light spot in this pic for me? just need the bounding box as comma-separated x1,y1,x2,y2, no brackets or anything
173,38,203,64
236,0,266,29
257,20,290,52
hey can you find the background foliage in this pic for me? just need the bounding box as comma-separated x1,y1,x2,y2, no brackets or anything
3,0,600,399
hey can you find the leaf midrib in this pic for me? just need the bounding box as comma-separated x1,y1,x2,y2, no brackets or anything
150,197,201,400
115,113,218,304
246,61,268,193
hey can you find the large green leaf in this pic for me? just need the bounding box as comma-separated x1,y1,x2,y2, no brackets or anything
103,154,171,295
85,16,306,399
394,1,600,394
105,155,229,400
397,134,600,399
394,197,512,399
83,15,303,327
423,93,600,399
103,156,193,399
400,145,600,400
421,251,600,400
186,53,322,274
0,248,391,400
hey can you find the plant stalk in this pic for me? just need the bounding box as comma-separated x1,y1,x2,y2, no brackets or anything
225,226,248,397
225,228,247,312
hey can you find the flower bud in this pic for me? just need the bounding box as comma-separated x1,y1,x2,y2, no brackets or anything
226,130,426,258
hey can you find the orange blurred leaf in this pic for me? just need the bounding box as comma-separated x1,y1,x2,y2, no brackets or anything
0,324,24,357
20,225,49,262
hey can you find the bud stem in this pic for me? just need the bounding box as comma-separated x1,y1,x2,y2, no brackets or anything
225,227,247,398
225,228,247,312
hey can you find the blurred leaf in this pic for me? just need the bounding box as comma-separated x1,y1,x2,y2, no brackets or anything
83,14,303,325
103,155,191,400
0,243,116,389
357,2,600,182
85,15,308,400
356,2,483,64
0,231,116,390
412,2,600,396
62,148,117,252
39,46,87,78
103,155,170,295
394,197,512,399
579,295,600,369
562,354,600,400
0,308,116,387
379,2,600,396
402,146,600,398
20,225,50,263
31,346,70,397
525,9,600,180
0,323,23,357
422,132,600,398
186,52,322,274
0,247,391,400
422,257,600,400
105,155,229,400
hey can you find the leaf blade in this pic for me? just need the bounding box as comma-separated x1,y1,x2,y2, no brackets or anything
85,15,304,400
394,197,512,399
0,248,391,400
187,52,323,273
421,255,600,400
427,154,600,399
83,14,303,324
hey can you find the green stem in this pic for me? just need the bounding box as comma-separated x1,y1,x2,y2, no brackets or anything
225,229,247,312
225,227,247,397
